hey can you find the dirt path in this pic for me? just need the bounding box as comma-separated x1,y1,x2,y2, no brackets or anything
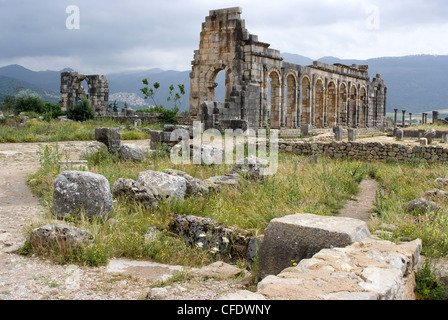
338,179,379,221
0,140,245,300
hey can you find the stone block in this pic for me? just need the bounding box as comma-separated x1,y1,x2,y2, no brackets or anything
348,129,357,142
301,124,312,137
257,213,371,278
333,125,343,141
95,128,121,153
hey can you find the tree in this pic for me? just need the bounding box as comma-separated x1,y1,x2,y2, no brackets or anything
140,79,185,124
66,96,95,121
42,102,62,120
13,90,44,114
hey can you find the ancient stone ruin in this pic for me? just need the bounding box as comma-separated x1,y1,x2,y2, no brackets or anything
60,71,110,116
189,7,387,131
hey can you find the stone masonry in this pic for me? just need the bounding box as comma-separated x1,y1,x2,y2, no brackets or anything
190,7,387,131
60,71,109,116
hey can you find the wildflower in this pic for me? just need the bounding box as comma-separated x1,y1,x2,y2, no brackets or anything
222,237,229,244
199,233,206,238
196,242,204,248
210,247,219,254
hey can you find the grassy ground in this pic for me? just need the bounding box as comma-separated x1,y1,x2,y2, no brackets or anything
0,117,162,143
8,120,448,299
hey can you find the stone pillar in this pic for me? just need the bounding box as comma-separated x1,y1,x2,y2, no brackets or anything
422,113,425,125
394,109,398,127
301,124,312,137
333,125,343,142
433,111,439,125
409,113,412,126
348,128,357,142
401,110,406,128
395,128,404,141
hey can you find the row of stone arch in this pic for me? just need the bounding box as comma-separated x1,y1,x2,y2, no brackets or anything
265,69,368,129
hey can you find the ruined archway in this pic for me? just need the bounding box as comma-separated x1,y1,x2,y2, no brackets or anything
285,73,298,128
268,70,282,129
350,85,357,127
339,83,348,126
315,79,325,128
301,76,311,125
359,87,367,127
327,81,338,127
60,71,109,116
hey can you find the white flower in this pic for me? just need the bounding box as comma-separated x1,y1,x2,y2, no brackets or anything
222,237,229,244
195,242,204,248
210,247,219,253
199,233,206,238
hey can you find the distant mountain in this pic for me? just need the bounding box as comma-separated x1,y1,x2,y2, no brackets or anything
0,75,60,104
1,54,448,114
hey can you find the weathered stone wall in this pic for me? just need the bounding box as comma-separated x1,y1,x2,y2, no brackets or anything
60,71,109,116
190,7,387,130
279,140,448,163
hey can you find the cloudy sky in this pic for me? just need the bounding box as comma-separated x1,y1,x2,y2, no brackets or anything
1,0,448,74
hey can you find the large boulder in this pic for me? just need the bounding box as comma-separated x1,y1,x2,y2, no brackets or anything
53,170,113,219
79,141,108,160
161,169,206,197
118,144,146,161
137,170,187,202
257,213,371,278
29,224,93,251
112,178,160,208
405,198,441,214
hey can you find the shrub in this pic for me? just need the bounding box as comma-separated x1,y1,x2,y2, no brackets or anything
13,90,44,114
42,102,62,120
66,97,95,122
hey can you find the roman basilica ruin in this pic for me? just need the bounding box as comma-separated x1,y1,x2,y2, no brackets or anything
189,7,387,131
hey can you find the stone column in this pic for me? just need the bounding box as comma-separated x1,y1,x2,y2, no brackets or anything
409,113,412,126
402,110,406,128
394,109,398,127
433,111,439,125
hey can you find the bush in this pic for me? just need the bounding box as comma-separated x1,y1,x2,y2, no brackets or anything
66,97,95,122
42,102,62,120
13,90,44,114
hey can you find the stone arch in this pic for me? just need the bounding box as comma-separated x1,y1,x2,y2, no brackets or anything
301,75,311,125
205,65,232,103
285,72,298,128
350,84,358,127
327,81,338,127
339,83,348,125
267,68,282,129
314,79,325,128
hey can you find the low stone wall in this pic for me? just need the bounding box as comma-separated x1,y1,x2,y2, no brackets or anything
224,213,422,300
279,140,448,163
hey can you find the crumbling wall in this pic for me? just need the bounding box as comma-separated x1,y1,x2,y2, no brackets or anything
190,7,387,131
60,71,109,116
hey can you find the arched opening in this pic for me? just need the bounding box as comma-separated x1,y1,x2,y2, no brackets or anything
339,83,348,126
213,69,227,102
285,74,297,128
268,71,281,129
327,81,337,127
350,85,357,127
301,77,311,125
359,87,366,127
315,79,325,128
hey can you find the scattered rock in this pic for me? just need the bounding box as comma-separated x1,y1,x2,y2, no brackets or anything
79,141,108,160
434,178,448,186
29,225,93,251
112,178,160,208
405,198,441,214
137,170,187,202
95,128,121,153
425,189,448,198
118,144,146,161
230,155,269,180
257,213,372,278
162,169,206,197
203,173,241,188
53,170,113,219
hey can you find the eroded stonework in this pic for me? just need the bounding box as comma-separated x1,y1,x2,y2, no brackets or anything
60,71,109,115
190,7,387,130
